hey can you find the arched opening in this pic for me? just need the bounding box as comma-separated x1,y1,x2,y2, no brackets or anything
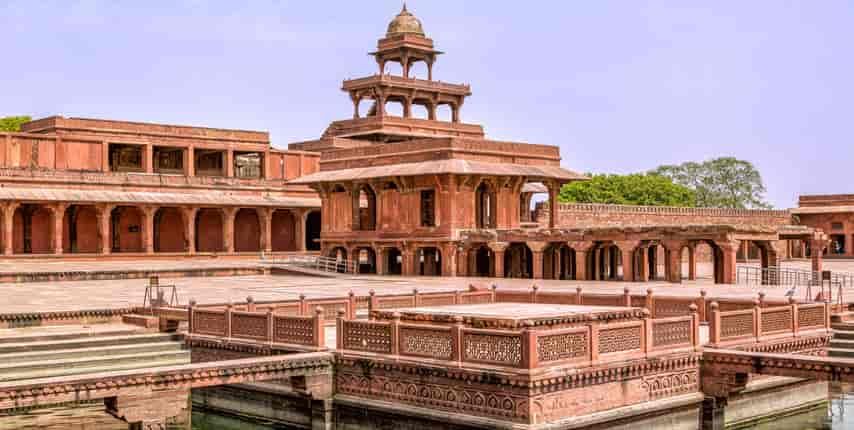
13,204,54,254
195,209,224,252
355,185,377,231
472,246,493,277
271,210,296,252
234,208,261,252
110,206,144,253
694,242,713,280
408,60,428,80
354,248,377,274
305,211,321,251
411,103,429,120
647,245,659,281
544,243,574,280
384,100,405,117
154,207,186,253
357,98,374,118
702,240,725,284
384,248,402,275
436,104,452,122
475,182,497,229
587,242,618,281
63,205,99,254
505,243,533,278
383,61,404,76
418,247,442,276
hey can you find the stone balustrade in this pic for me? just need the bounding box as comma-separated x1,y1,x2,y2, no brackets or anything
335,308,700,370
708,301,830,347
189,301,327,349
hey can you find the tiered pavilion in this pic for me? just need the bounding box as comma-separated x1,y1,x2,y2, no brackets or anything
291,5,815,284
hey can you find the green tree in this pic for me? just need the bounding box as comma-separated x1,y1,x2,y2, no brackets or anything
650,157,771,209
0,116,32,132
559,173,696,207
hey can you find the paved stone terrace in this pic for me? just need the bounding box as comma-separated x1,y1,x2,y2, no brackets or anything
3,264,854,315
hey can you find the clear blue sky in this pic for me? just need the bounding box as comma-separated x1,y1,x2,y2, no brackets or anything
2,1,853,208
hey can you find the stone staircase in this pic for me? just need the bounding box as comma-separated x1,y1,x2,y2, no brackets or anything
0,324,190,383
828,318,854,358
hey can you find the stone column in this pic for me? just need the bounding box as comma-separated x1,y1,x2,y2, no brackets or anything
222,207,237,253
186,145,195,177
442,243,457,277
810,236,828,273
293,209,307,252
52,203,68,255
637,246,649,282
616,241,640,282
182,207,198,254
688,244,697,281
547,182,559,229
468,248,478,277
145,144,154,174
715,240,740,284
2,203,17,256
98,204,114,255
143,206,156,254
403,246,418,277
259,208,273,253
375,247,385,275
528,241,548,280
568,241,593,281
226,149,234,177
489,242,509,279
662,241,685,284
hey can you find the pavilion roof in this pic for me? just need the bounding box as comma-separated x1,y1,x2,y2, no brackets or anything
0,188,320,208
288,159,588,184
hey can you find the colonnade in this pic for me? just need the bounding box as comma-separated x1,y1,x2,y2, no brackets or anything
0,202,321,256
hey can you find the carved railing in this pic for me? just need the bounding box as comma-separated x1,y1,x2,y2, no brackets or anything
494,285,791,324
708,301,830,347
188,302,326,349
336,309,700,370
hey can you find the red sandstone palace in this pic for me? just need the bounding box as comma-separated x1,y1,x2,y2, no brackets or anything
0,5,839,284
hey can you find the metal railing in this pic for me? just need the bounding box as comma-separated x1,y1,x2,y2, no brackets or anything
142,276,179,310
265,254,357,274
737,265,854,289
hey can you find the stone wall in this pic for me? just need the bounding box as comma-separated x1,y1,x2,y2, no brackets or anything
539,203,792,229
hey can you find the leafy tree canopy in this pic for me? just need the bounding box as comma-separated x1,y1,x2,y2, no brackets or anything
559,173,695,207
650,157,771,209
0,116,32,132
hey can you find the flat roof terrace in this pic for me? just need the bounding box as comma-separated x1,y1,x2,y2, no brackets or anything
373,303,642,329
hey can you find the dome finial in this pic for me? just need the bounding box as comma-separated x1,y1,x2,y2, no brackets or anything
386,2,425,37
402,2,408,13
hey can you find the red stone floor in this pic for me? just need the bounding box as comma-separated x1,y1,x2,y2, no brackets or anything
2,260,853,314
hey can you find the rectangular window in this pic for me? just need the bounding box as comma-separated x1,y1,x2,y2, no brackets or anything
832,222,844,230
421,189,436,227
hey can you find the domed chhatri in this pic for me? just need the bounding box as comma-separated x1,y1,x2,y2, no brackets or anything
386,3,425,37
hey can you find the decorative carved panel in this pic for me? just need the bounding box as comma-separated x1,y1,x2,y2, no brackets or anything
537,331,588,362
343,321,392,353
399,327,453,360
652,320,691,347
599,326,642,354
274,316,314,345
463,333,522,366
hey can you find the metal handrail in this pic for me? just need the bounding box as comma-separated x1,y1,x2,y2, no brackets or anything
265,255,357,274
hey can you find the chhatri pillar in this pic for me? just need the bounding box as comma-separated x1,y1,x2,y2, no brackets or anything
661,240,686,284
810,233,829,273
98,204,115,255
52,203,69,255
2,202,19,256
715,240,741,284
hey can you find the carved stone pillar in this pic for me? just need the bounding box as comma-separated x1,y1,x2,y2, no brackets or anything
2,203,17,255
528,241,548,279
401,246,416,277
688,244,697,281
375,247,385,275
489,242,509,279
810,235,829,273
259,208,273,253
546,181,559,229
51,203,67,255
222,207,237,253
568,241,594,281
293,209,307,252
662,240,685,284
142,206,156,254
615,241,640,282
182,207,198,254
98,204,114,254
637,246,649,282
442,243,457,277
715,240,740,284
144,144,154,174
226,149,234,177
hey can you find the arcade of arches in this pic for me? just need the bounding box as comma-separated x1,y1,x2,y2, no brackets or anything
324,227,824,285
0,202,321,256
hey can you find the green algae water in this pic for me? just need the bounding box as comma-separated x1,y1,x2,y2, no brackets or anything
5,385,854,430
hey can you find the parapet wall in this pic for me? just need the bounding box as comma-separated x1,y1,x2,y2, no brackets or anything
540,203,792,229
